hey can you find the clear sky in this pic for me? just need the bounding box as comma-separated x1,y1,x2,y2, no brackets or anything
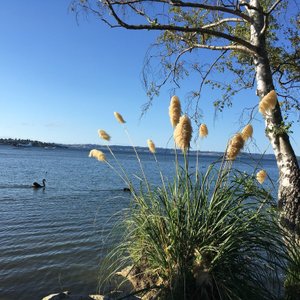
0,0,299,155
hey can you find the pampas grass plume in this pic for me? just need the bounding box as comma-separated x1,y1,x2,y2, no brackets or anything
147,139,156,154
174,115,192,152
114,112,126,124
226,133,244,160
258,101,269,115
259,90,277,116
229,133,244,149
263,90,277,109
169,96,181,127
98,129,111,141
256,170,267,184
89,149,106,161
241,124,253,141
199,124,208,138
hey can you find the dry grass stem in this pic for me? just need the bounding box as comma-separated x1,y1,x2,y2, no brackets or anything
241,124,253,141
256,170,267,184
174,115,192,152
88,149,106,161
147,139,156,154
199,124,208,138
114,112,126,124
98,129,111,141
169,95,181,128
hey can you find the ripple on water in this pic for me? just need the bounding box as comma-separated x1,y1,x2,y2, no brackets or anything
0,147,279,300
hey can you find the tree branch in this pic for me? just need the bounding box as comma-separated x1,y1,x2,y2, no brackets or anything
266,0,283,15
104,0,258,54
202,17,246,29
193,43,254,55
166,0,253,22
107,0,253,22
192,50,227,117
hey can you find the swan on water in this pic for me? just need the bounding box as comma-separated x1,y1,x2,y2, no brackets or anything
32,179,46,188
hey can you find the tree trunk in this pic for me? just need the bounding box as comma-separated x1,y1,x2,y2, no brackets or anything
249,0,300,237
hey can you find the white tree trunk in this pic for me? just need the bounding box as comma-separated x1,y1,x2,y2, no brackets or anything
249,0,300,236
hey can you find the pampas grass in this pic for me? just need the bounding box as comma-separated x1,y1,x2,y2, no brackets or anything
89,149,106,161
98,129,111,141
173,115,192,152
114,112,126,124
89,95,297,300
169,96,181,127
241,124,253,141
199,123,208,138
147,139,156,154
259,90,278,116
256,169,267,184
226,133,245,160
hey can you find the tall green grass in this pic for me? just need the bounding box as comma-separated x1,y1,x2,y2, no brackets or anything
98,159,289,299
284,237,300,300
91,108,298,299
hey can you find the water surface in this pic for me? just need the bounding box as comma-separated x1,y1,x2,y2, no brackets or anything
0,145,279,299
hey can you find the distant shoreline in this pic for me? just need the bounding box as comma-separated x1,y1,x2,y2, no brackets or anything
0,138,288,160
0,138,66,149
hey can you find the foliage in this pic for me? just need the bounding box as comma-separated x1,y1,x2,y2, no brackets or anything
284,237,300,300
71,0,299,119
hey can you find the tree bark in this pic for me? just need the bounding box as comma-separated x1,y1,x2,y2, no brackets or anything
249,0,300,237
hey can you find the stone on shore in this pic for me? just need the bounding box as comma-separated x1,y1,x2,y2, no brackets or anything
42,291,106,300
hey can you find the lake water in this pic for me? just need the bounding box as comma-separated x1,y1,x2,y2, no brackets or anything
0,145,280,299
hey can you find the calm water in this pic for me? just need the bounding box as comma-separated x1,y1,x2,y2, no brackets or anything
0,145,279,300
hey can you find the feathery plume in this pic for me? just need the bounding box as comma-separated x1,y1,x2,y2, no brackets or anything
147,139,156,154
226,147,240,161
174,115,192,152
259,90,278,116
169,95,181,127
114,112,126,124
262,90,277,109
88,149,106,161
256,170,267,184
226,133,244,160
98,129,111,141
229,133,244,149
258,101,269,115
241,124,253,141
199,124,208,138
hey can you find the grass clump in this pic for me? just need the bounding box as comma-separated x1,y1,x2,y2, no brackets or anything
104,166,287,300
90,95,298,299
284,237,300,300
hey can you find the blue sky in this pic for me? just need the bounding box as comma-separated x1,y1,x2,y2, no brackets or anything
0,0,299,155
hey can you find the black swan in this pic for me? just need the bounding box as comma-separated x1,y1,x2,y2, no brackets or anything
32,179,46,188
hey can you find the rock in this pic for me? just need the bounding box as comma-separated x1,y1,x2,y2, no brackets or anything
42,291,106,300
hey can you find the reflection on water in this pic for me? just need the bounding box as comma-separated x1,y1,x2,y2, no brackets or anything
0,146,278,299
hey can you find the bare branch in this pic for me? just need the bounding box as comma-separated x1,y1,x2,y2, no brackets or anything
142,44,194,102
192,50,227,117
127,3,154,24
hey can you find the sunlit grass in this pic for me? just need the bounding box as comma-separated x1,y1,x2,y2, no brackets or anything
89,95,299,299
